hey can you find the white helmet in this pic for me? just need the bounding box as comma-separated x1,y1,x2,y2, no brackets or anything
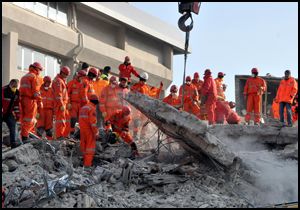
140,72,149,80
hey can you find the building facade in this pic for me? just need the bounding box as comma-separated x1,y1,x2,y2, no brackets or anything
2,2,186,91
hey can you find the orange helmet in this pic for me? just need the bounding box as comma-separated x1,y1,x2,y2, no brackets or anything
186,76,192,82
251,68,258,74
77,70,87,77
89,94,99,101
60,66,71,76
122,106,131,116
43,76,51,83
193,72,199,79
170,85,178,92
30,62,43,71
218,72,225,77
89,67,99,77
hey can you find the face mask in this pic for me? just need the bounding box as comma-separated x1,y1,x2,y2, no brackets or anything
11,87,17,93
171,93,177,97
218,76,224,79
111,84,116,88
186,81,191,85
44,87,49,90
251,74,255,77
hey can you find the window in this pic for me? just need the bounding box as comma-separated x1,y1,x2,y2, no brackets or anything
17,45,61,79
12,2,68,26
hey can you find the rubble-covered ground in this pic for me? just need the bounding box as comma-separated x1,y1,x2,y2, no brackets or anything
2,122,298,208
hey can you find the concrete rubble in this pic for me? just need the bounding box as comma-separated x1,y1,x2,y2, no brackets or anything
2,93,298,207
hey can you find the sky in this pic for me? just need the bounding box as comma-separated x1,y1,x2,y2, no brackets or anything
130,2,298,102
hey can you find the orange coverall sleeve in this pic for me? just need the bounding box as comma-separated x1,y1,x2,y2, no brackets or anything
130,66,140,78
243,80,249,95
32,76,43,108
53,80,64,108
291,79,298,98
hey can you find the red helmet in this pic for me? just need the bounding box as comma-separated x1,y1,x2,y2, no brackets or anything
60,66,71,76
122,106,131,116
170,85,178,92
77,70,87,77
89,67,99,77
204,69,212,75
109,76,117,84
30,62,43,71
89,94,99,101
43,76,51,83
193,72,199,79
251,68,258,74
186,76,192,82
218,72,225,77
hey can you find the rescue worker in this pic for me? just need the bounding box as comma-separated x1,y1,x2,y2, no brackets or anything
117,77,130,107
52,66,70,139
118,56,141,85
149,82,164,99
100,76,122,122
291,94,298,123
270,98,280,119
101,66,111,80
93,69,109,128
201,69,217,125
67,70,87,135
36,76,54,139
275,70,298,127
106,106,139,157
79,94,99,169
163,85,182,109
81,62,89,73
19,62,43,143
192,72,204,98
226,102,241,124
215,72,226,101
80,67,98,107
179,76,201,119
243,68,267,125
2,79,21,148
130,72,151,140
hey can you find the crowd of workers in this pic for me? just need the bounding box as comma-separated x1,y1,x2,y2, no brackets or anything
2,56,298,169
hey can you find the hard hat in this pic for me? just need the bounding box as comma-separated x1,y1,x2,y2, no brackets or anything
109,76,118,84
229,101,236,109
251,68,258,74
170,85,178,92
30,62,43,71
218,72,226,77
125,56,130,61
194,72,199,79
43,76,51,83
186,76,192,82
89,67,99,77
204,69,212,75
122,106,131,116
140,72,149,80
89,94,99,101
60,66,71,76
77,70,87,77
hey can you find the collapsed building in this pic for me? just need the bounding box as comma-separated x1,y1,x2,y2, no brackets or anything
2,92,298,208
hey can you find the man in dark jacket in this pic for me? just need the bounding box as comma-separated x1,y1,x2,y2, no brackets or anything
2,79,21,148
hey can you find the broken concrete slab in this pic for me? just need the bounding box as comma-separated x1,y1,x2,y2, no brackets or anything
125,92,237,168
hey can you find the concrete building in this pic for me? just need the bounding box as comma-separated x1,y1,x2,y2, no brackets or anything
235,75,298,117
2,2,186,92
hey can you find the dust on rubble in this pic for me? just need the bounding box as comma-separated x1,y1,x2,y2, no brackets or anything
2,122,298,208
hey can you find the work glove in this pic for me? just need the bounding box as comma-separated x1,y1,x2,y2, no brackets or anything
60,105,65,111
102,112,107,118
67,103,72,110
36,113,40,120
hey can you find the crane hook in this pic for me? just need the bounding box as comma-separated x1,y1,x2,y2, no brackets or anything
178,12,194,32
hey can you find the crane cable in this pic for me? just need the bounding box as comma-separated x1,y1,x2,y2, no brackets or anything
178,12,194,110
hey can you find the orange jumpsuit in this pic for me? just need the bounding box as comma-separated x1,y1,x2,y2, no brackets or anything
80,77,96,107
192,78,204,98
214,78,226,101
67,79,82,134
215,100,241,124
93,79,109,99
243,77,266,123
201,75,218,125
36,85,54,139
163,94,182,108
19,68,43,139
79,102,98,167
52,74,69,138
108,110,133,144
179,83,201,119
275,77,298,104
100,84,125,121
